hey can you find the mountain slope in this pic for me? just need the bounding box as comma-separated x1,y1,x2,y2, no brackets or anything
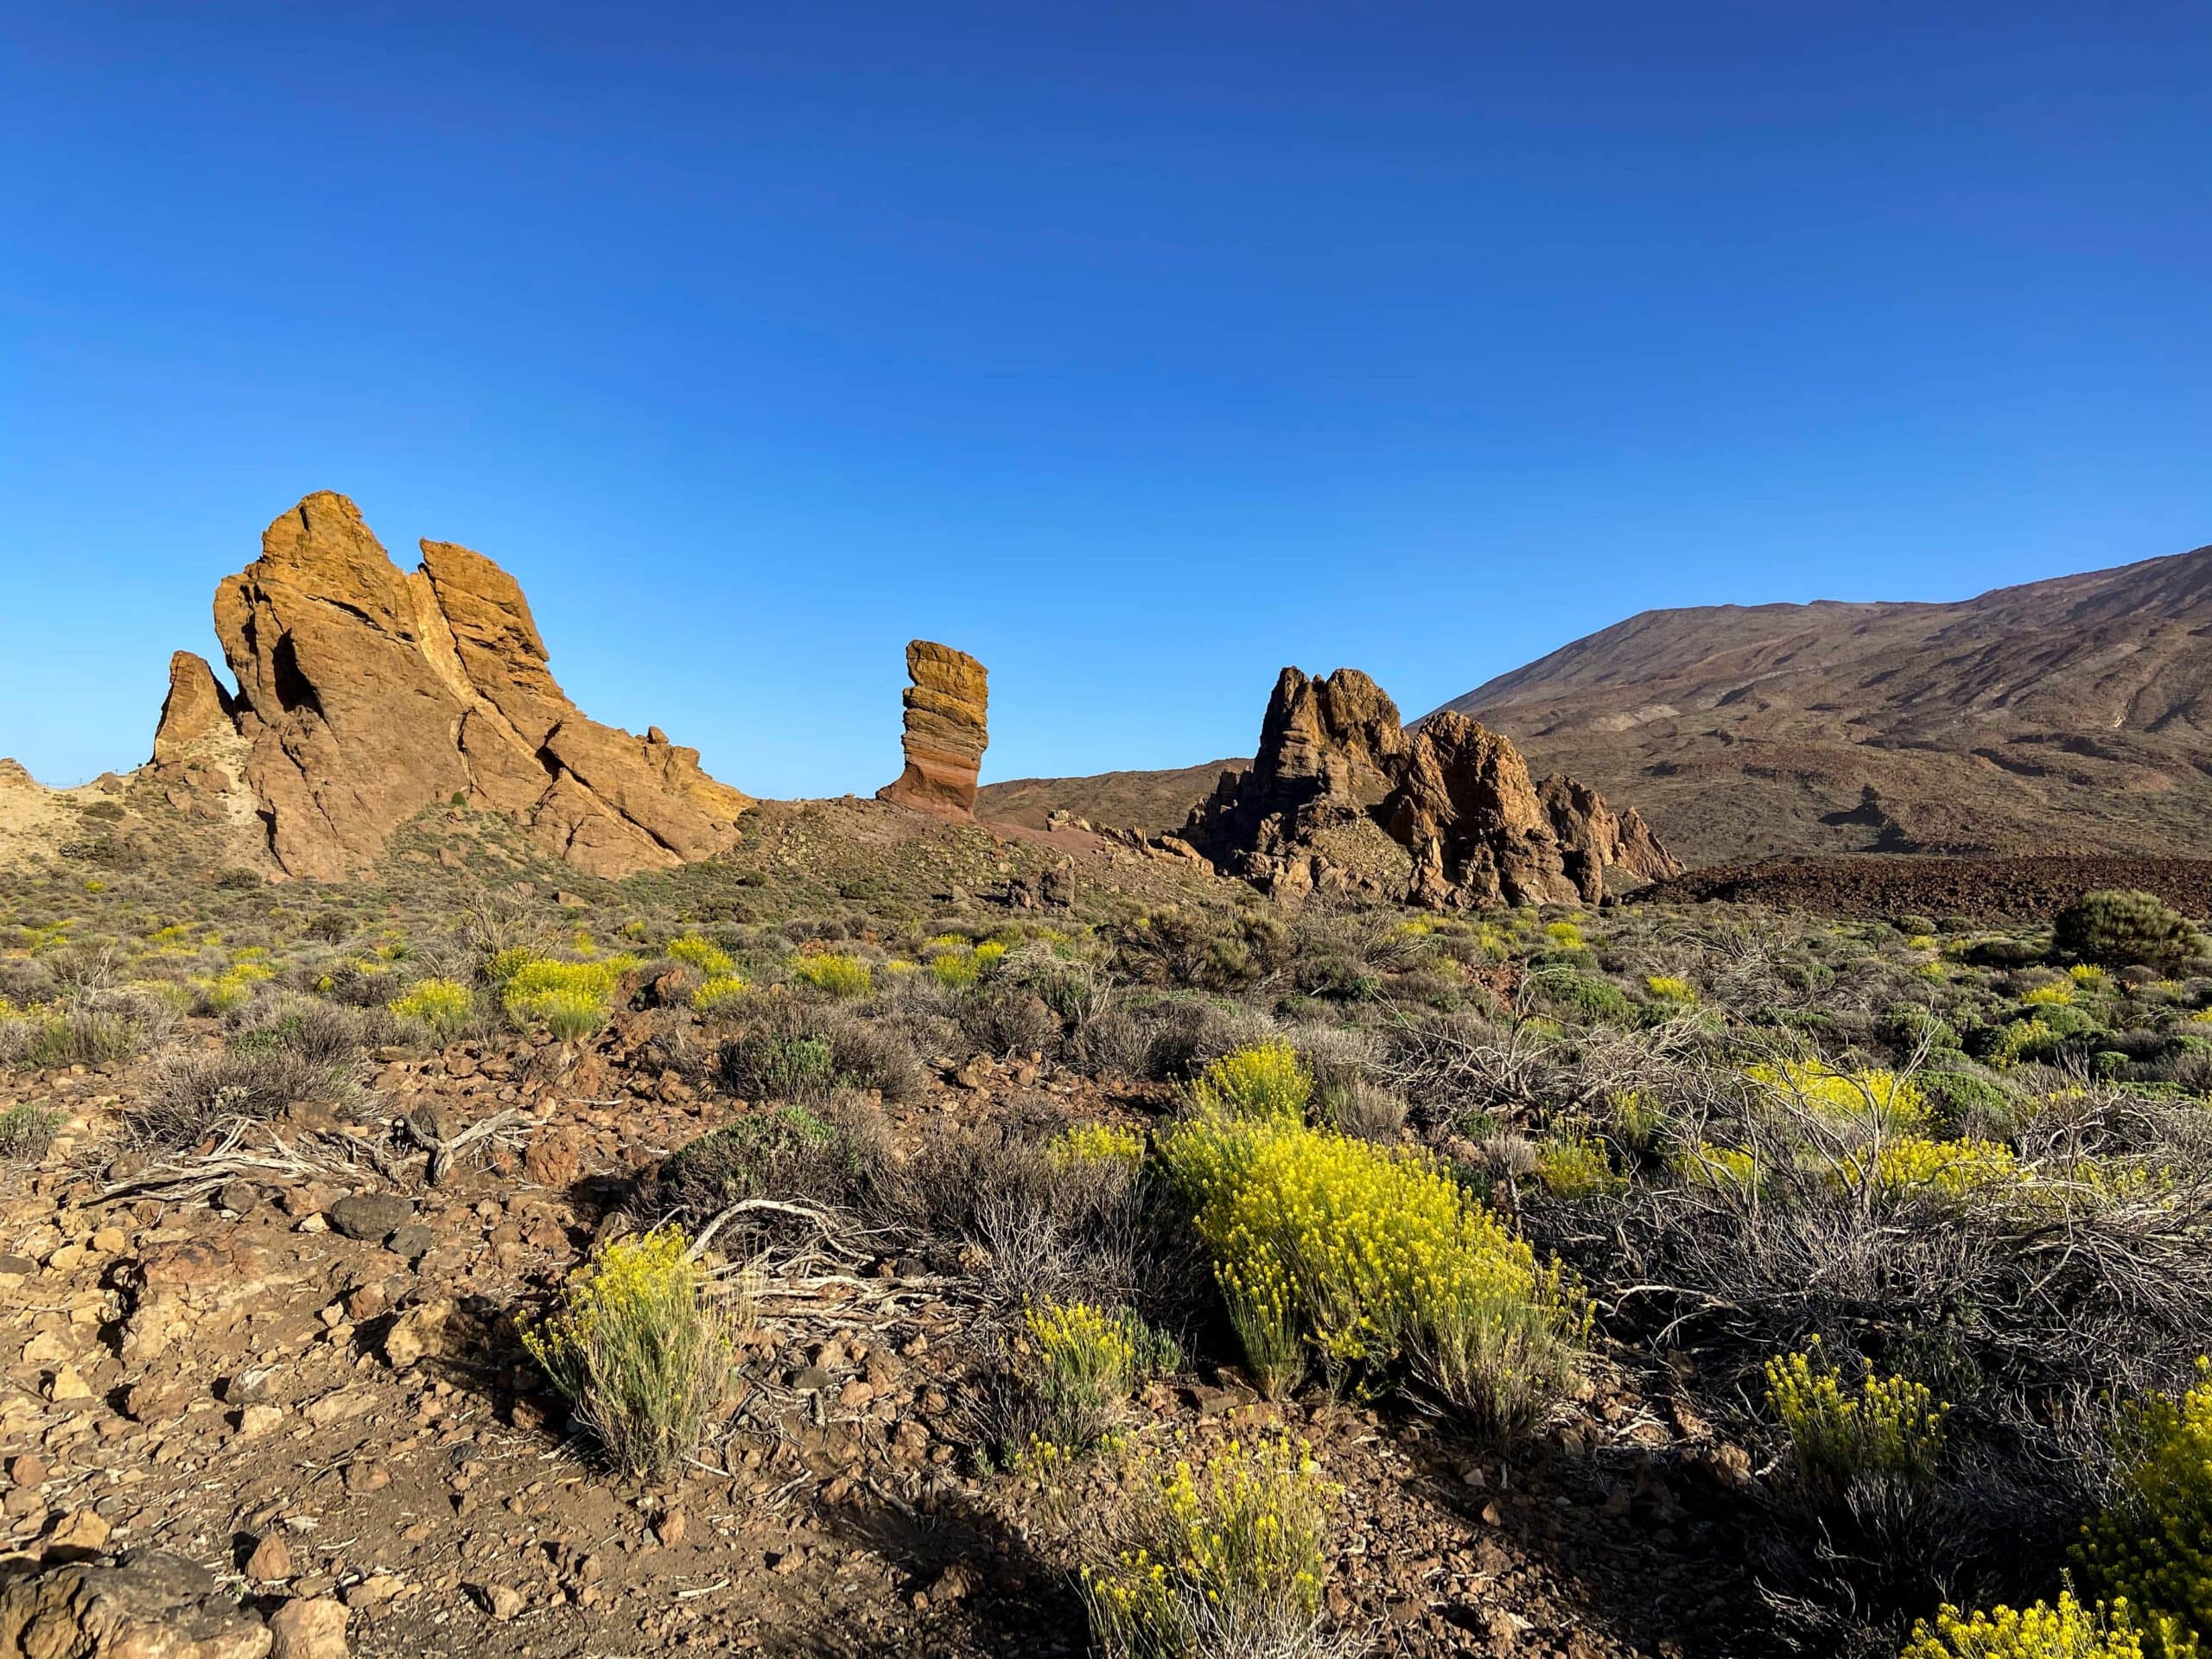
976,759,1245,835
1433,544,2212,867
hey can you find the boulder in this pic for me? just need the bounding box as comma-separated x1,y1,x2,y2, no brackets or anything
877,641,988,819
196,492,747,879
0,1548,271,1659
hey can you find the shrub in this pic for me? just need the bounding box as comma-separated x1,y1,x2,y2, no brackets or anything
521,1224,741,1482
1160,1113,1585,1429
1644,975,1698,1004
791,953,872,998
2056,892,2206,975
0,1103,60,1163
2075,1360,2212,1644
499,957,629,1039
690,974,750,1016
130,1046,352,1146
0,995,157,1071
1764,1339,1948,1510
1012,1298,1179,1458
1186,1041,1313,1122
1533,1133,1626,1199
642,1106,887,1249
388,977,474,1041
1850,1137,2021,1197
1746,1058,1932,1134
667,936,735,977
1049,1122,1147,1179
1532,969,1631,1026
1900,1593,2180,1659
1080,1435,1344,1659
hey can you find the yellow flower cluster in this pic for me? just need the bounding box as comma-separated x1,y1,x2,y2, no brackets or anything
1901,1592,2172,1659
690,973,750,1015
495,953,637,1039
1764,1339,1948,1500
1848,1136,2021,1197
2021,982,2079,1007
1746,1058,1931,1133
668,935,735,976
1160,1111,1570,1408
1534,1133,1627,1200
1185,1041,1313,1122
1644,975,1698,1003
791,952,873,998
1080,1435,1336,1659
1049,1121,1147,1176
2076,1360,2212,1646
929,939,1006,990
388,976,474,1039
520,1224,737,1481
193,957,274,1014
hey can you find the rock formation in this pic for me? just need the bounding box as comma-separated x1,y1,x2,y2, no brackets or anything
0,760,36,791
171,491,747,880
1186,668,1679,909
877,640,988,820
151,653,235,764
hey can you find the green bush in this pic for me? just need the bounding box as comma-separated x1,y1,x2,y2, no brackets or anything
2055,892,2206,974
0,1103,60,1163
388,977,474,1041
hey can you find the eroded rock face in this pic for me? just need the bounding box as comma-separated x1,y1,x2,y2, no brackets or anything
0,1548,272,1659
1188,669,1677,909
150,655,235,765
0,760,36,791
201,492,747,880
877,641,988,820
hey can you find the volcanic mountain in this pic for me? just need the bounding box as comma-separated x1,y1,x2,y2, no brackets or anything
982,543,2212,869
1430,543,2212,867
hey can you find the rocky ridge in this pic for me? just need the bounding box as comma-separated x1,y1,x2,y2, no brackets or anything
155,493,749,881
1180,668,1679,907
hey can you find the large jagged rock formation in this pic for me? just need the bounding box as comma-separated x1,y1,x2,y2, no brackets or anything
170,491,747,880
1185,668,1678,908
877,640,988,820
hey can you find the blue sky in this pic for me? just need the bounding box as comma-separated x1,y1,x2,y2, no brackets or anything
4,3,2209,794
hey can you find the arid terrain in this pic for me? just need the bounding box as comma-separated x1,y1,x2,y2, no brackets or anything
6,501,2212,1659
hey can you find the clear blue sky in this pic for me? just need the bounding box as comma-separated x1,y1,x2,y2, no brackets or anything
4,3,2209,795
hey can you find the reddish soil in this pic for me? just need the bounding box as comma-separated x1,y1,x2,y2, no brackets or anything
1642,855,2212,923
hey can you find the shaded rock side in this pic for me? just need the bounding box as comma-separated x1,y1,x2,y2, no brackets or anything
877,640,988,820
1189,669,1676,909
207,491,747,880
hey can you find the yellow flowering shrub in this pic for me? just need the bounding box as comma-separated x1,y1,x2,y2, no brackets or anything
1160,1114,1584,1427
791,953,872,998
2022,982,2079,1007
1989,1019,2061,1068
1901,1592,2177,1659
1534,1133,1626,1199
1847,1136,2021,1197
1015,1299,1179,1457
1545,920,1586,949
1764,1339,1948,1505
388,977,474,1040
193,959,274,1015
2076,1361,2212,1645
690,974,750,1016
1644,975,1698,1004
1678,1142,1760,1189
1746,1058,1932,1133
499,957,630,1039
1049,1122,1147,1177
668,935,734,976
1081,1435,1338,1659
930,942,1005,988
521,1225,741,1480
1185,1041,1312,1122
2070,963,2109,987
